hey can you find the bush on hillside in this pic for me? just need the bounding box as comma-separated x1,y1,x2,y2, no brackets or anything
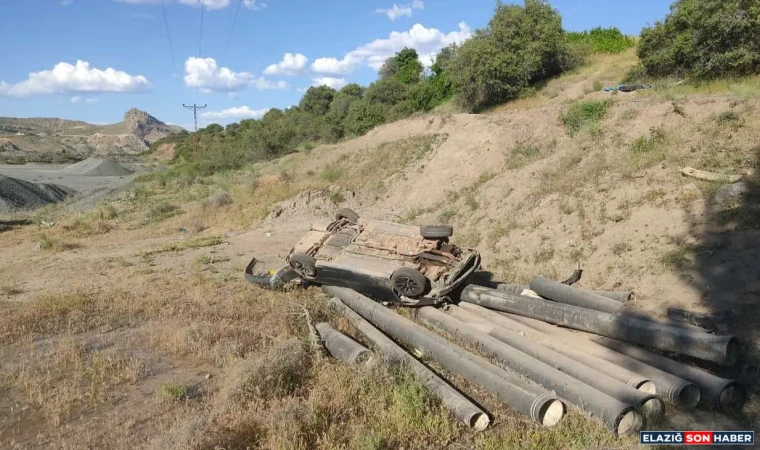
449,0,571,111
638,0,760,79
566,27,635,53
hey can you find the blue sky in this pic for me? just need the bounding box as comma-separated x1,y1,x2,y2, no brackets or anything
0,0,671,129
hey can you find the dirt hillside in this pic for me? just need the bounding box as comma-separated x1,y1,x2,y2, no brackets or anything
0,108,181,164
1,50,758,449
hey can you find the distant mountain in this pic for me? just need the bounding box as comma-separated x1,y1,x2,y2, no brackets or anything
0,109,183,164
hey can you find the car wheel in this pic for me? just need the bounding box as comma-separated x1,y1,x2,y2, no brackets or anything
420,225,453,239
335,208,360,223
289,252,317,278
391,267,429,299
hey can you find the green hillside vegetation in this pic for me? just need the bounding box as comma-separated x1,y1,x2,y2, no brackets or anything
149,0,760,185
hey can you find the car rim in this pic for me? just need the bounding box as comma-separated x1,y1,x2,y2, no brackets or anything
395,277,421,296
293,261,312,276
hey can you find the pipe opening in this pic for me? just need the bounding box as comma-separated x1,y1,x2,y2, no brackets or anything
718,383,746,414
615,409,644,437
723,337,741,367
471,413,491,432
675,384,701,410
636,380,657,394
640,396,665,421
538,400,565,427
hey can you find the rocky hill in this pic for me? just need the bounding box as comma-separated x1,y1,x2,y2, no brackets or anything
0,109,183,164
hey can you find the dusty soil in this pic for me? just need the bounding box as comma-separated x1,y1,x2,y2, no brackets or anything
1,51,759,449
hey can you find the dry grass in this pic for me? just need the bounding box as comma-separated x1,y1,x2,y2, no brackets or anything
141,235,224,256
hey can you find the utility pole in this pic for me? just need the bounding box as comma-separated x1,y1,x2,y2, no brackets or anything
183,103,207,156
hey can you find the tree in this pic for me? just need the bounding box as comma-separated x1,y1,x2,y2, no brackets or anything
447,0,570,111
339,83,365,99
365,78,408,106
488,0,567,83
379,47,424,85
394,48,424,84
299,85,337,116
638,0,760,79
344,101,386,136
449,34,528,112
379,57,399,80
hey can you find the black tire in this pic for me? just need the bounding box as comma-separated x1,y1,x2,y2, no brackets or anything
391,267,429,299
289,252,317,278
420,225,453,239
335,208,360,223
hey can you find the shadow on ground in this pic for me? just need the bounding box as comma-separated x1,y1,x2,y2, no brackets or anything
684,146,760,428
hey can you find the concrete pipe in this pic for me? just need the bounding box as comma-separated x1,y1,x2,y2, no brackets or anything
447,305,663,421
502,312,701,410
453,304,658,394
315,322,371,364
529,277,709,333
461,285,739,367
328,298,490,430
417,307,644,436
324,287,565,428
594,337,745,414
497,283,631,303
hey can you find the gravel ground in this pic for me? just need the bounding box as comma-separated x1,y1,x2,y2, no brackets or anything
0,160,140,214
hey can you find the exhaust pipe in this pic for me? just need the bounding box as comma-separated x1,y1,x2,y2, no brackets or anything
416,307,643,436
461,285,739,367
454,304,660,398
593,337,745,414
328,298,490,430
315,322,371,364
503,313,701,410
325,287,565,428
529,277,708,332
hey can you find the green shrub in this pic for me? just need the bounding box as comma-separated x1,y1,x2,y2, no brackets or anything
561,100,611,135
566,27,635,54
449,0,571,112
638,0,760,79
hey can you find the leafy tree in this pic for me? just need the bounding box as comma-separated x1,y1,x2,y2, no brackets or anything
202,123,223,134
448,0,570,111
379,47,424,85
344,101,386,136
379,57,399,80
394,48,424,84
488,0,568,83
299,85,337,116
365,78,408,106
449,34,528,112
638,0,760,79
339,83,365,99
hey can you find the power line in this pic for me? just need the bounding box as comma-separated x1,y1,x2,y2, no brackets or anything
159,0,177,74
183,103,207,132
198,0,205,57
221,0,243,67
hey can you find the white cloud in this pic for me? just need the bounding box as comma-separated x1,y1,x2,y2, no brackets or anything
71,96,98,103
243,0,266,10
115,0,265,10
201,105,269,121
184,57,253,93
312,77,347,90
375,0,424,21
0,60,150,97
178,0,228,10
310,22,471,75
184,57,287,92
263,53,308,76
252,77,289,90
310,56,362,76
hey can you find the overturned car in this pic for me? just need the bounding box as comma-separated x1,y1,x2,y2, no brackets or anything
245,208,481,306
